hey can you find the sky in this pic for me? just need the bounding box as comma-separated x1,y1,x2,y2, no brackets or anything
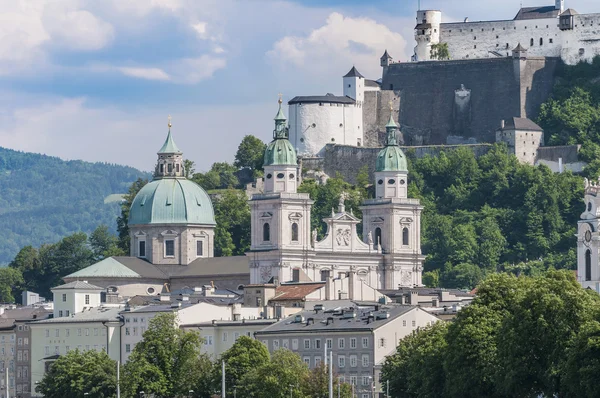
0,0,597,172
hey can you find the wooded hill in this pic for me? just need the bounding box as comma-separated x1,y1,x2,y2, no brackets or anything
0,147,149,264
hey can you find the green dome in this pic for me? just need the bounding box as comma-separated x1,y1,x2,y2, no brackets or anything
264,139,297,166
129,178,215,226
376,145,408,172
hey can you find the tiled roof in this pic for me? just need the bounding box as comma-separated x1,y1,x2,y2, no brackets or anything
270,283,325,302
365,79,381,88
501,117,543,132
514,6,560,20
52,281,103,291
256,304,422,334
31,306,123,324
65,257,142,279
2,307,52,321
159,256,249,278
343,66,364,78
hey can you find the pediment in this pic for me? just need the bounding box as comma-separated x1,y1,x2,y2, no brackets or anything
371,217,385,223
288,212,303,220
260,212,273,218
160,229,179,237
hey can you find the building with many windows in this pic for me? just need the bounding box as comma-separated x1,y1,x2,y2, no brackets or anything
255,303,439,396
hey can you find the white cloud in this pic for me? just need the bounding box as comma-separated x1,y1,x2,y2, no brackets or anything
170,55,226,84
268,12,406,78
191,21,208,39
105,0,182,18
42,7,114,51
117,66,171,81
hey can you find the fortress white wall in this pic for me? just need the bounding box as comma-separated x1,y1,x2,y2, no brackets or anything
415,11,600,64
288,103,363,157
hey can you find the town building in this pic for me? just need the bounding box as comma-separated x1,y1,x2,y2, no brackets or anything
255,303,440,397
413,1,600,64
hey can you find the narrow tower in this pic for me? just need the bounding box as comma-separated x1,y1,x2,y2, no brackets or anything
577,178,600,291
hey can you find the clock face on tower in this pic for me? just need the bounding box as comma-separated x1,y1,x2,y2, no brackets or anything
585,230,592,244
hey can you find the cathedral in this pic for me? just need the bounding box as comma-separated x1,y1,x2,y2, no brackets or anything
248,99,424,289
63,100,424,297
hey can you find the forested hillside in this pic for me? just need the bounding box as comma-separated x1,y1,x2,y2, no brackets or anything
0,147,149,264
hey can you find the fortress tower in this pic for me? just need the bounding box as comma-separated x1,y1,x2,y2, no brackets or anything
414,10,442,62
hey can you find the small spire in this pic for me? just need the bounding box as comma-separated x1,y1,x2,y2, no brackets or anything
385,104,398,146
273,94,288,140
168,114,172,129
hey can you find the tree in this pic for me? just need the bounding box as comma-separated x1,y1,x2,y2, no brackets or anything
121,312,210,398
562,320,600,398
192,162,239,191
302,362,353,398
234,135,266,175
212,190,251,257
213,336,270,397
430,43,450,60
90,225,125,260
36,349,117,398
183,159,196,179
117,178,148,253
9,245,41,299
0,268,23,303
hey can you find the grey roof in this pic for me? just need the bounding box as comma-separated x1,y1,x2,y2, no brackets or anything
365,79,381,88
343,66,364,78
127,294,241,307
501,117,543,132
288,95,355,105
52,281,103,291
158,256,249,278
31,306,123,324
513,43,527,52
415,23,433,29
185,319,278,328
514,6,560,20
3,307,52,321
123,303,194,314
560,8,579,16
380,50,391,60
379,287,474,298
255,304,421,335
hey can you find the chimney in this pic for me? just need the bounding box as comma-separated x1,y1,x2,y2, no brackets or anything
306,317,315,325
432,297,439,307
410,290,419,305
326,317,334,326
501,120,505,129
367,315,375,324
348,270,356,301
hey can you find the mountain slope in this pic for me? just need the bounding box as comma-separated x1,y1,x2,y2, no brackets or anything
0,147,150,264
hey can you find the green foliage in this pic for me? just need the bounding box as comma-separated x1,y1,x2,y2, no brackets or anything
192,162,239,191
213,336,270,396
212,190,251,257
0,147,148,265
183,159,196,179
121,312,211,398
381,270,600,398
302,362,352,398
234,135,267,176
410,144,581,289
117,178,149,253
36,349,117,398
0,268,23,303
430,42,450,60
90,224,126,260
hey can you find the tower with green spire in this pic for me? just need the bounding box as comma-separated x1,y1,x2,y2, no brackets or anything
374,111,408,199
155,115,185,178
263,96,299,193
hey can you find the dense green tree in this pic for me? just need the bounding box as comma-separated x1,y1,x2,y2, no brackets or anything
430,42,450,60
90,225,125,260
301,362,353,398
212,190,251,257
121,313,210,398
213,336,270,397
183,159,196,179
36,349,117,398
117,178,149,253
0,268,23,303
562,320,600,398
234,135,266,175
192,162,239,191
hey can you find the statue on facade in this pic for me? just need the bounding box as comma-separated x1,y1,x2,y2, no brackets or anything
312,229,318,247
338,191,349,213
367,231,373,245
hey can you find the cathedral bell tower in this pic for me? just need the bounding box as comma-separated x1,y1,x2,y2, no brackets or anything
248,97,313,284
360,110,424,288
577,178,600,291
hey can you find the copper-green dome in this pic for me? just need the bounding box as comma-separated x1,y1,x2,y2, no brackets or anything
264,99,297,166
129,179,215,226
376,146,408,172
376,112,407,172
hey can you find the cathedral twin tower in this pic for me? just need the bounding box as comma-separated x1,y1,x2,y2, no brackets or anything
247,99,424,289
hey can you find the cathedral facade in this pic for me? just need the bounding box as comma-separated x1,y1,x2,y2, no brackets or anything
248,101,424,290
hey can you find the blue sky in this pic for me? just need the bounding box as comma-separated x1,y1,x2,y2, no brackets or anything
0,0,596,172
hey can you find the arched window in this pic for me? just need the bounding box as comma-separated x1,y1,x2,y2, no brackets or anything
263,223,270,242
402,227,409,246
291,223,299,242
586,249,592,281
374,228,382,248
530,38,534,46
540,37,543,46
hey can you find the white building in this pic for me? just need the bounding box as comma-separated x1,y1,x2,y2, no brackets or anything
51,281,103,319
249,103,424,290
288,67,381,157
255,303,440,396
29,306,123,396
413,1,600,64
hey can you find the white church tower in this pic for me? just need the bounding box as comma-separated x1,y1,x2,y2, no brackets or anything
248,98,313,284
360,111,424,288
577,178,600,290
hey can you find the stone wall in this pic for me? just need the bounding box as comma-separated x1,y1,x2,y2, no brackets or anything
363,90,400,147
380,56,560,146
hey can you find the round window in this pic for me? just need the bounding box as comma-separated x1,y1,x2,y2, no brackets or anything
388,179,396,185
147,287,155,295
400,179,406,185
378,179,384,185
289,173,295,179
300,138,305,143
277,173,285,179
331,138,335,142
266,174,272,179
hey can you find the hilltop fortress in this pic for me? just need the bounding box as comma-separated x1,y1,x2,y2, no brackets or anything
290,1,597,181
